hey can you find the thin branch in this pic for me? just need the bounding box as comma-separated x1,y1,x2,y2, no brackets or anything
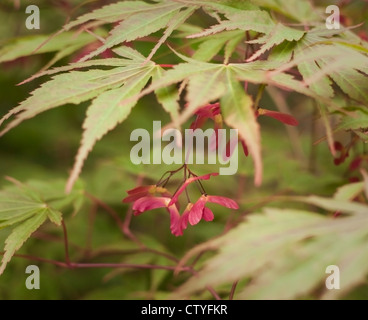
309,103,319,174
225,174,245,232
1,252,188,272
1,252,68,268
229,281,239,300
254,84,266,110
190,250,205,268
71,262,189,272
61,220,71,266
82,27,106,43
1,250,218,300
85,191,145,246
122,206,144,247
84,201,98,258
87,247,179,263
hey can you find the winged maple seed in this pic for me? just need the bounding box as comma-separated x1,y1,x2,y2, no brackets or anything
123,168,238,236
123,102,298,236
189,103,299,160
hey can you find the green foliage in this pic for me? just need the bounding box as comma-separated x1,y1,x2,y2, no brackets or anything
0,178,84,274
0,32,99,64
173,189,368,299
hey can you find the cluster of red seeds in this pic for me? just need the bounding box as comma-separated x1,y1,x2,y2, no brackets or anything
123,103,299,236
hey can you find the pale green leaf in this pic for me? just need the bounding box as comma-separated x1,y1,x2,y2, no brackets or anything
250,0,320,23
185,66,227,115
113,46,146,61
63,1,152,31
0,65,147,136
334,182,365,201
172,208,325,298
268,41,297,64
187,11,274,39
0,179,84,274
297,57,334,98
321,241,368,299
78,2,185,62
224,31,244,63
295,195,368,215
247,23,304,62
0,32,98,63
193,38,228,62
138,62,223,102
327,68,368,104
221,68,262,186
184,0,258,16
173,205,368,299
192,30,244,62
336,110,368,132
46,208,63,226
66,65,156,192
145,7,196,62
154,67,180,124
0,210,40,230
0,210,48,275
19,57,135,85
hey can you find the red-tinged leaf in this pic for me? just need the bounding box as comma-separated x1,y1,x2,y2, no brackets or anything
221,68,262,186
333,141,349,166
122,192,151,203
241,140,249,157
350,157,363,171
127,185,153,195
207,195,239,209
258,109,299,126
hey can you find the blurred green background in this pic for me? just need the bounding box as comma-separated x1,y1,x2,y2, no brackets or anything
0,0,367,299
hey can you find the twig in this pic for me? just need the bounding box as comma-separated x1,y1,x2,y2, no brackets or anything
84,201,98,258
266,86,305,162
229,281,239,300
309,103,319,174
254,84,266,110
1,252,220,298
2,252,188,272
122,174,145,247
61,220,71,266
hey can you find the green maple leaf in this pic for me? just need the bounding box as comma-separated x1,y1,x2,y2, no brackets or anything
0,32,100,64
0,179,84,275
246,23,305,62
78,2,188,62
172,187,368,299
66,61,158,192
187,10,275,39
221,69,262,186
63,1,153,31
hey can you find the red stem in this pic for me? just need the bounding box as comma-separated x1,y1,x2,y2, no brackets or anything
159,64,175,68
61,220,71,266
229,280,239,300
